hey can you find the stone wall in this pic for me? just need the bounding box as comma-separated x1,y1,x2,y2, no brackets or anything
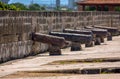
0,11,120,63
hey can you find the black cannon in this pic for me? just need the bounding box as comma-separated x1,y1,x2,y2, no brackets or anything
93,25,119,36
84,27,108,45
49,32,92,51
93,25,119,41
32,33,67,55
119,30,120,35
63,29,94,47
63,29,93,35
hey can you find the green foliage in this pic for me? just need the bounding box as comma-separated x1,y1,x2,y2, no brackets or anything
115,7,120,11
28,3,46,11
86,6,96,11
85,6,120,11
41,6,46,11
0,1,19,10
0,1,46,11
54,7,61,11
66,9,73,12
10,3,28,10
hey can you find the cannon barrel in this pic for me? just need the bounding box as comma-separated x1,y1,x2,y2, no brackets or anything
49,32,92,44
92,28,108,37
32,33,66,48
50,32,93,51
84,27,108,44
84,27,108,37
63,29,94,47
93,25,119,36
119,30,120,35
63,29,93,35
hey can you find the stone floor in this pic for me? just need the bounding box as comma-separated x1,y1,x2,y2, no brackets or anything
0,36,120,79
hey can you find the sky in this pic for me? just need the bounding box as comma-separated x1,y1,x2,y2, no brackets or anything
9,0,68,6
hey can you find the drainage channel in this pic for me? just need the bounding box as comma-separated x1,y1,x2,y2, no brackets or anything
46,57,120,65
80,67,120,74
1,67,120,78
33,67,120,74
44,58,120,74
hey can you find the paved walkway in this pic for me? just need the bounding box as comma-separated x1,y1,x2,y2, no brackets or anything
0,36,120,79
7,74,120,79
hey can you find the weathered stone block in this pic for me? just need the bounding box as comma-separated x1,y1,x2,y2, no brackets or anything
71,42,82,51
85,41,94,47
107,33,112,41
95,37,101,45
49,45,61,56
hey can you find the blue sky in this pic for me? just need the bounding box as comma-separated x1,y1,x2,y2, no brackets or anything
9,0,68,5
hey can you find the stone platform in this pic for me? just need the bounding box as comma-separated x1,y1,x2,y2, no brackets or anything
0,36,120,79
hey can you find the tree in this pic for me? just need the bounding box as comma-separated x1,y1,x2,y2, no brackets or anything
0,1,19,10
115,6,120,11
28,3,45,11
0,1,46,11
10,3,28,10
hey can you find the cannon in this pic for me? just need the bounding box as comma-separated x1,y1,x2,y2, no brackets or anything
63,29,94,47
93,25,119,41
119,30,120,35
63,29,93,35
84,27,108,45
32,33,67,55
49,32,92,51
85,25,119,41
93,25,119,36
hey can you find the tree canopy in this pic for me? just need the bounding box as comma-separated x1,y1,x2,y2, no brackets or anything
10,2,28,10
0,1,19,10
0,1,46,11
28,3,45,11
115,7,120,11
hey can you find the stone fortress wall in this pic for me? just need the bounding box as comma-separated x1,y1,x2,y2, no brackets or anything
0,11,120,63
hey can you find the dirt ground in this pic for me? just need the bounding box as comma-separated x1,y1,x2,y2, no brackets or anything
0,36,120,79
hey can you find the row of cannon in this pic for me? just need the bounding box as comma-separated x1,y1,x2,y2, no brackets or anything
32,25,120,55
